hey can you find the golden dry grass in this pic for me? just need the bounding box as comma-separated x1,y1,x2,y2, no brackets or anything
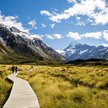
18,65,108,108
0,64,108,108
0,65,12,108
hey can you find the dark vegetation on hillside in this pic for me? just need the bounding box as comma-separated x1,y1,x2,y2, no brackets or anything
66,59,108,66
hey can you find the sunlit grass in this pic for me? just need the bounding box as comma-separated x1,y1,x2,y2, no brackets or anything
18,65,108,108
0,64,108,108
1,64,108,108
0,65,12,107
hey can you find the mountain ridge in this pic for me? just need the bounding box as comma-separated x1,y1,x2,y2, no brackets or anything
57,41,108,61
0,23,66,64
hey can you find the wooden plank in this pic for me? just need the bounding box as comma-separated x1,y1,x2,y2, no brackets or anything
3,74,40,108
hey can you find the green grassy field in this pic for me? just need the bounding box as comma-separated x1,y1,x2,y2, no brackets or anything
17,65,108,108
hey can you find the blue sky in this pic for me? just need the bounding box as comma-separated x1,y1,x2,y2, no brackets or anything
0,0,108,50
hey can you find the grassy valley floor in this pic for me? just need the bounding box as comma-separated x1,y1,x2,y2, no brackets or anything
17,65,108,108
0,64,108,108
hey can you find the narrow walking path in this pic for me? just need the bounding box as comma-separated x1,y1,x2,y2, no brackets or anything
3,73,40,108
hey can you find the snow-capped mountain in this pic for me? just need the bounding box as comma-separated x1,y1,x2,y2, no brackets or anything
0,24,66,63
58,41,108,61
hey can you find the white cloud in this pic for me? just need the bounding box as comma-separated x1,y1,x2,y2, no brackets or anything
28,20,37,29
50,23,55,28
46,34,63,39
67,32,81,40
50,13,70,23
41,23,47,28
67,30,108,41
76,21,85,26
56,49,65,54
92,7,108,25
75,16,85,26
53,34,63,39
102,30,108,41
0,13,29,33
30,34,42,39
41,0,108,25
76,16,80,21
46,35,54,39
87,18,93,23
40,10,52,16
67,0,77,3
82,32,102,39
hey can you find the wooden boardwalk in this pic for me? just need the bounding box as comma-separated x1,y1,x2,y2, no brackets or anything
3,73,40,108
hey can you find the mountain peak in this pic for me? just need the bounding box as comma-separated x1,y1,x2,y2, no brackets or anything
63,42,108,61
64,41,81,50
69,41,80,47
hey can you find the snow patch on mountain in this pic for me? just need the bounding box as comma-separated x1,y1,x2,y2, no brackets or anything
58,42,108,60
80,49,88,54
56,49,65,55
0,23,41,41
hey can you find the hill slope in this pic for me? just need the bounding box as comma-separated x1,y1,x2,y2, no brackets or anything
0,24,66,64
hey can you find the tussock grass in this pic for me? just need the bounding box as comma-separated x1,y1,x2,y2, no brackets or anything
0,65,12,108
18,65,108,108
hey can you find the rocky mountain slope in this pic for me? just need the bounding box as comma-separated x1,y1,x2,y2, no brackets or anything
58,41,108,61
0,24,65,64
